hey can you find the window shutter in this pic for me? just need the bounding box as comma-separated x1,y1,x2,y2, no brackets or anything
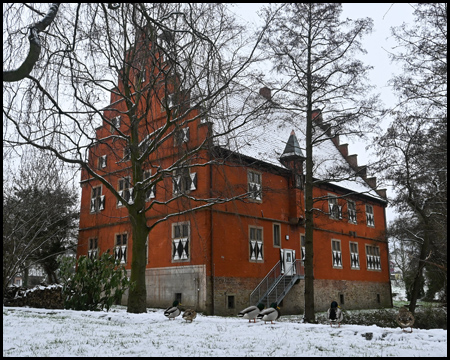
99,195,105,211
149,185,156,199
250,240,256,261
173,239,180,260
90,198,96,213
117,190,123,206
173,175,181,194
338,205,342,219
183,127,190,142
189,172,197,191
256,241,263,261
128,188,134,204
181,238,189,259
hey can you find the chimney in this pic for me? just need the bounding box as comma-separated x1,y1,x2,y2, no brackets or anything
259,87,271,100
346,154,358,169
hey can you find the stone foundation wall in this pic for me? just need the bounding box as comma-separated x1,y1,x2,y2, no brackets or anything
281,279,392,313
212,276,261,316
121,265,207,311
122,271,391,316
211,277,392,315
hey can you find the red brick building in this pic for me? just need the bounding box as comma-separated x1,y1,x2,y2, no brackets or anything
77,41,391,315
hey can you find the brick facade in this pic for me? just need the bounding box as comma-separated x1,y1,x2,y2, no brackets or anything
77,38,391,316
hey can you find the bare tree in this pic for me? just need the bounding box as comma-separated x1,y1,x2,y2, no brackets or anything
3,3,60,82
374,3,447,313
3,3,272,313
259,3,379,322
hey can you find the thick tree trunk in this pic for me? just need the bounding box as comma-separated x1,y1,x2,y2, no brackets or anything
127,209,149,313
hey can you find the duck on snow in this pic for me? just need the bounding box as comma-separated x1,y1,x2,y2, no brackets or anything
238,303,265,323
257,302,281,324
164,300,182,320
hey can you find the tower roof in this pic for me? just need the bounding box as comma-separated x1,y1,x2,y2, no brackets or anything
280,130,305,159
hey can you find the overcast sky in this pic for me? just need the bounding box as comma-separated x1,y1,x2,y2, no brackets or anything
230,3,417,223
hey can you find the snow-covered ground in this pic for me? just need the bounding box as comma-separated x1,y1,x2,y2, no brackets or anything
3,305,447,357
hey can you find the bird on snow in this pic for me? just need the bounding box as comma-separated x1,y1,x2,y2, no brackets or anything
257,302,281,324
164,300,182,320
327,301,344,327
238,303,265,323
182,309,197,323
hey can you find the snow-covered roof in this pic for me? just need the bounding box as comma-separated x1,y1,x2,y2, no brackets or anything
212,90,386,202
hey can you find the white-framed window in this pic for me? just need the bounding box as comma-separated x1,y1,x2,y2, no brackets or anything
273,223,281,247
248,170,262,201
110,116,121,133
365,204,375,227
349,242,360,269
347,200,357,224
98,155,107,169
117,176,133,206
331,239,342,268
90,186,105,213
249,226,263,262
328,195,342,219
366,244,381,270
300,234,306,261
174,127,190,146
115,233,127,264
144,170,156,201
173,167,197,195
172,222,190,261
88,238,98,260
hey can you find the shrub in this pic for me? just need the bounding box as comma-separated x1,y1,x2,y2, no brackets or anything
61,251,133,311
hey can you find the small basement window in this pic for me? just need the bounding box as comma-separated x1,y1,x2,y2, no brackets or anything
175,293,182,304
227,295,235,309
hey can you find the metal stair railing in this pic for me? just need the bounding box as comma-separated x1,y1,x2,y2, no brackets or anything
249,261,282,306
255,259,305,307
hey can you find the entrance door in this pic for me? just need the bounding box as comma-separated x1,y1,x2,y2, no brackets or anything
283,249,296,276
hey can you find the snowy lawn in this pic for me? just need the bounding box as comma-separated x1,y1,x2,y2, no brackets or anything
3,305,447,357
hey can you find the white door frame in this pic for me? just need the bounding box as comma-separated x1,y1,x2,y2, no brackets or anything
282,248,296,276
